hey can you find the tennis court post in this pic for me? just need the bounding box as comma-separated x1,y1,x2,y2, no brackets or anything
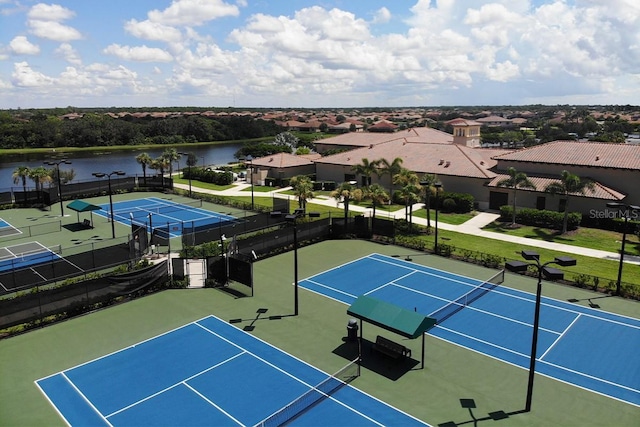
505,250,576,413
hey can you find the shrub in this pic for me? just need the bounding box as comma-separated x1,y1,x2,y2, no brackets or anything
499,206,581,230
441,198,457,213
437,192,474,213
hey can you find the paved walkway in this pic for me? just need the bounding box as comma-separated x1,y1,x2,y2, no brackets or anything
173,181,640,266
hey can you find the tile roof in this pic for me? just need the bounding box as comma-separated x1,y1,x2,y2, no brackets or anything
318,127,453,147
252,152,315,168
492,141,640,170
487,174,625,200
315,138,511,179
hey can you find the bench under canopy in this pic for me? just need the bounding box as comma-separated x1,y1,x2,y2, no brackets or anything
347,295,437,369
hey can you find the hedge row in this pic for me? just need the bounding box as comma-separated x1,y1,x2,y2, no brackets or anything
436,192,475,213
184,167,234,185
500,206,581,230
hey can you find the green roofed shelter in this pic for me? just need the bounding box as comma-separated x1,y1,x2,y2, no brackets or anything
67,199,102,227
347,295,437,369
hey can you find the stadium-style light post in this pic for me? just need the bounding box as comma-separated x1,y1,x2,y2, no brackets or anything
605,202,640,296
246,155,254,210
286,210,320,316
44,159,72,217
93,171,125,238
505,251,576,413
433,181,442,254
178,152,192,197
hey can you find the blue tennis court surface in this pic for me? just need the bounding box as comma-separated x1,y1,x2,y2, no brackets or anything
94,197,236,237
37,315,428,426
0,242,61,273
300,253,640,407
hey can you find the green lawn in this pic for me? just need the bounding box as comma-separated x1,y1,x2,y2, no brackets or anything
483,221,640,256
173,177,235,191
412,208,475,225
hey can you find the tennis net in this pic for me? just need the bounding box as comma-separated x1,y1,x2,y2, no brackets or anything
255,358,360,427
430,269,505,324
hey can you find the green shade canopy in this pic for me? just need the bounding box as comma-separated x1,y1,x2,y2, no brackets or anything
347,295,437,339
67,200,102,212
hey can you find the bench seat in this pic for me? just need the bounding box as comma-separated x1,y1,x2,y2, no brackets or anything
371,335,411,359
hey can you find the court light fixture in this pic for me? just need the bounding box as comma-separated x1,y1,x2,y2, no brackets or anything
605,202,640,295
44,159,72,217
93,171,126,239
505,250,576,413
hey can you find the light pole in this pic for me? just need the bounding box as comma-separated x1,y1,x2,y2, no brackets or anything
606,202,639,296
286,211,320,316
505,251,576,412
433,182,442,254
178,152,192,197
93,171,125,238
246,155,254,210
44,159,71,217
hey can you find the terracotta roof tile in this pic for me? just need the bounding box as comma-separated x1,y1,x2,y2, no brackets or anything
493,141,640,170
487,174,625,200
252,153,314,168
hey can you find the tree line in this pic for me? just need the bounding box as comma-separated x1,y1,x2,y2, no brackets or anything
0,112,282,149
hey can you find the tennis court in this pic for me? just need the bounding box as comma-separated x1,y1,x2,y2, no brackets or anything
300,253,640,407
94,197,236,238
0,219,21,238
36,315,428,427
0,241,62,273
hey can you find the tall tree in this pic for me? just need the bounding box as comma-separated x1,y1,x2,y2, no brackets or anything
28,166,51,202
366,184,389,221
154,156,171,188
136,152,152,185
289,175,314,211
419,174,439,229
12,166,30,202
352,158,378,187
376,157,403,201
544,170,595,234
393,168,420,224
497,167,536,226
331,181,363,222
162,147,180,177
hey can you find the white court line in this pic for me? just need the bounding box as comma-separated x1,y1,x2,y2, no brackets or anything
540,314,582,360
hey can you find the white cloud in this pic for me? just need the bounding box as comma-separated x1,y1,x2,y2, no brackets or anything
11,61,54,86
125,19,182,43
26,3,81,42
148,0,239,26
9,36,40,55
103,44,174,62
27,3,75,21
55,43,81,65
372,7,391,24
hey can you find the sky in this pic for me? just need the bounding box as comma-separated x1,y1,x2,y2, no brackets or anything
0,0,639,109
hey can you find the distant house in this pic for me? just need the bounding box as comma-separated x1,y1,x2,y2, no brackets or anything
476,115,513,127
368,120,398,133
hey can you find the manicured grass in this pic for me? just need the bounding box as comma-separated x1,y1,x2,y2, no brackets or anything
240,185,280,193
412,228,640,291
483,221,640,256
173,177,235,191
412,208,475,225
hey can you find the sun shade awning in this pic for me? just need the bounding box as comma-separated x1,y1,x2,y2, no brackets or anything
347,295,437,339
67,200,102,212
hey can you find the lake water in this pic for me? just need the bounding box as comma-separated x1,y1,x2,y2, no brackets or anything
0,143,242,191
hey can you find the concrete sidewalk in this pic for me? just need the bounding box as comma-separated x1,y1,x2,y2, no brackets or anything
174,182,640,266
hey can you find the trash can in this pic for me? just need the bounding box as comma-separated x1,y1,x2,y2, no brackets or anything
347,319,359,342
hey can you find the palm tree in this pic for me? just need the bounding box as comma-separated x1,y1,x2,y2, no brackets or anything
162,148,180,177
376,157,403,202
497,167,536,226
544,170,595,234
12,166,30,202
289,175,314,211
28,166,51,202
393,168,420,224
136,152,152,185
331,181,363,222
154,156,171,188
352,158,378,188
366,184,389,220
419,174,439,229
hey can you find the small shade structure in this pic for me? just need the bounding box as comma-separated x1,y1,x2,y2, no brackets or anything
347,295,437,369
67,199,102,227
